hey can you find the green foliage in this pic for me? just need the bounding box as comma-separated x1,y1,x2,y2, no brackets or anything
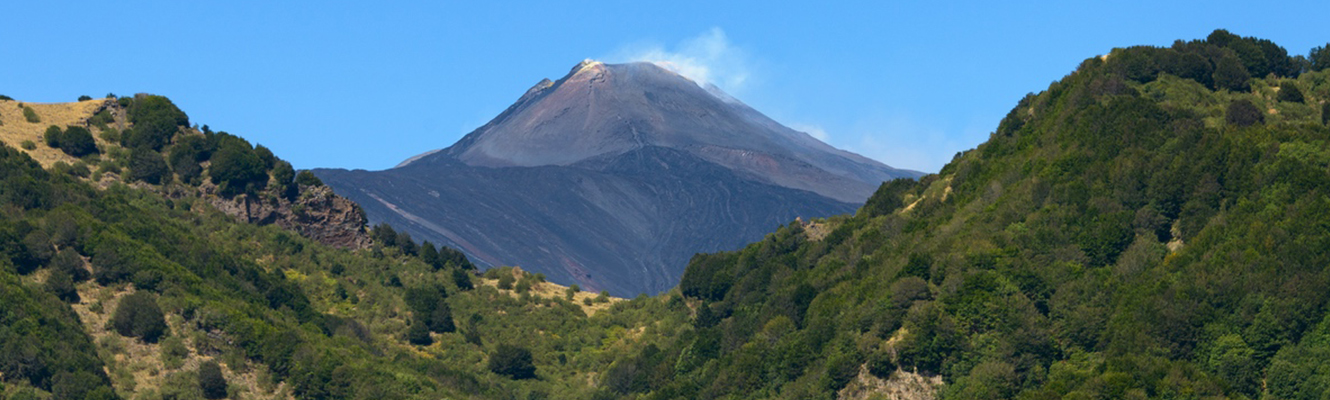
1312,43,1330,72
46,268,78,303
77,95,92,101
43,125,99,157
452,268,474,291
861,178,914,218
1278,81,1306,103
20,140,36,150
271,160,296,200
1212,56,1252,92
295,170,323,187
22,106,40,123
497,273,515,290
1226,99,1264,126
128,147,169,184
123,95,187,150
407,321,433,346
111,291,168,343
489,344,536,380
208,135,267,197
197,361,227,399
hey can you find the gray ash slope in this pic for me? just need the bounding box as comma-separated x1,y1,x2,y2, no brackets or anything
316,60,921,296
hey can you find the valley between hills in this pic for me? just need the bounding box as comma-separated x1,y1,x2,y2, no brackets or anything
1,30,1330,400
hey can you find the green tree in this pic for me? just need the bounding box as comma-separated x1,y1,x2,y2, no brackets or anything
77,95,92,101
489,344,536,379
198,360,228,399
46,268,79,303
51,248,89,282
128,147,170,184
452,269,474,291
272,160,296,200
1311,43,1330,72
1226,99,1264,127
43,125,62,147
295,170,323,187
1212,56,1251,92
111,291,168,343
209,140,267,196
58,126,97,157
407,321,433,346
1277,82,1305,103
124,95,187,150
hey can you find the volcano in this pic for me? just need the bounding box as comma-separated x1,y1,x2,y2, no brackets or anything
316,60,921,295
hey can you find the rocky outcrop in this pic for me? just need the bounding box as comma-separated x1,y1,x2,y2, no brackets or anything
203,184,370,249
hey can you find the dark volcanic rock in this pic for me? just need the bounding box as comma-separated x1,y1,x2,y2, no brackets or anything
317,60,920,296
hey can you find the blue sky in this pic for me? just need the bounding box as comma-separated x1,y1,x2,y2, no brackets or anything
4,1,1327,173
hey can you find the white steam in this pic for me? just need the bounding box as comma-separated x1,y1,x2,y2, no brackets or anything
611,28,751,95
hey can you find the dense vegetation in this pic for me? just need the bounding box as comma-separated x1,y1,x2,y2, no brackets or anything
0,94,689,399
665,30,1330,399
3,30,1329,399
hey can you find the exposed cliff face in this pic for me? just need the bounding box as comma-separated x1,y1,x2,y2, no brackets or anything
202,184,370,249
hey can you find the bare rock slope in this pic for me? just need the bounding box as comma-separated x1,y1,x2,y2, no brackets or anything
317,61,921,295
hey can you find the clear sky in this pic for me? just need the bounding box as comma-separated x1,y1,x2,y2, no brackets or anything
4,1,1328,173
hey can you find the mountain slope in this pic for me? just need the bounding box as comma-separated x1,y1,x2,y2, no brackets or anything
0,94,687,400
634,30,1330,399
317,60,919,296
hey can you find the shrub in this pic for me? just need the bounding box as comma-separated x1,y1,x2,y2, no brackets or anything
20,140,35,150
0,94,13,100
596,291,610,303
111,291,168,343
124,95,187,150
489,344,536,379
22,106,40,123
272,160,296,200
1226,99,1264,127
497,273,515,290
209,140,268,196
43,126,98,157
452,268,474,291
198,360,228,399
295,170,323,187
405,284,455,333
51,248,89,282
1311,43,1330,72
128,147,169,184
566,284,579,300
78,95,92,101
254,145,275,170
59,126,97,157
407,321,433,346
1212,56,1251,92
45,125,63,147
47,269,79,303
1277,83,1304,103
1323,103,1330,126
515,278,532,294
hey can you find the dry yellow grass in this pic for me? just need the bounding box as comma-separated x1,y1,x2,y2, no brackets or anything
476,267,624,316
70,284,292,400
0,98,113,167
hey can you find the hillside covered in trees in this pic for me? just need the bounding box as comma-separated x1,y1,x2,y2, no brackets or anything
2,29,1330,399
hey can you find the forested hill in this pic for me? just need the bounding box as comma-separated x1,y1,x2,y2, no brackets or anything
657,30,1330,398
2,29,1330,400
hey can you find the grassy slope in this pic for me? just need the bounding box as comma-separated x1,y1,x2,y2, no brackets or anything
0,97,681,400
